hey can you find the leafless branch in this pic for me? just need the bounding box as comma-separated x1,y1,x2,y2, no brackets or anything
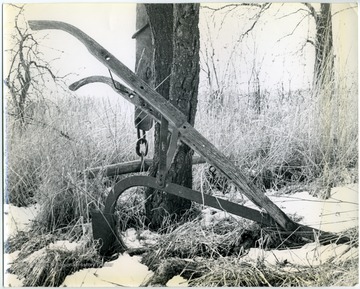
238,3,271,39
275,8,312,20
306,39,315,46
5,6,67,127
276,13,309,44
201,3,262,11
302,3,317,20
332,5,357,18
29,61,57,80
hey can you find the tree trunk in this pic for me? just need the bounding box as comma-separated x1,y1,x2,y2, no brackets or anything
143,4,200,230
314,3,334,89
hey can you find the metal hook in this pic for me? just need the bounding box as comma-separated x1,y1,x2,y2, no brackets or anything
108,69,122,91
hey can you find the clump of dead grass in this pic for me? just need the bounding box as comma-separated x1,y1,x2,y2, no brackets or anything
142,216,307,272
10,237,103,287
5,231,56,255
186,227,359,287
189,256,358,286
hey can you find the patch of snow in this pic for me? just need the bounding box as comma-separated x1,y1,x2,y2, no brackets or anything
4,204,40,238
267,184,358,233
238,183,358,233
4,250,20,271
123,228,142,248
61,253,153,287
201,207,239,227
166,275,188,287
138,229,159,246
48,240,82,251
16,240,83,265
123,228,159,248
244,242,358,267
3,273,24,287
206,210,230,226
4,251,23,287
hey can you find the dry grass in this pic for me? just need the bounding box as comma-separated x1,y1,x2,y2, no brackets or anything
6,95,147,234
142,216,308,272
189,256,358,286
10,238,103,287
190,227,358,286
5,11,358,286
115,187,148,231
194,78,358,196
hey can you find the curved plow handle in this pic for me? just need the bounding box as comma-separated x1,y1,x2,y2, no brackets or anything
29,20,348,244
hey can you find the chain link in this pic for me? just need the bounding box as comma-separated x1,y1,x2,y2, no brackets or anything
136,127,148,158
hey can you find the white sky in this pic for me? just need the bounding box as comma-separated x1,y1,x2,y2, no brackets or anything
4,3,137,98
3,3,358,99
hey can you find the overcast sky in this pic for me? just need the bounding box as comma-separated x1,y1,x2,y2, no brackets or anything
3,3,358,100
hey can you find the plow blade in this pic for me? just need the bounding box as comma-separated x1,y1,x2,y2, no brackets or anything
91,210,125,256
91,176,349,256
91,176,277,255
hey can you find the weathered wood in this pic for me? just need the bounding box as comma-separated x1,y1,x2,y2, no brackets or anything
69,75,163,123
26,20,299,231
134,4,153,132
28,20,187,128
84,156,206,178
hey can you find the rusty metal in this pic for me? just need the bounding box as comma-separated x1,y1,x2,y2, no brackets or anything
135,128,148,157
92,175,277,255
93,175,348,256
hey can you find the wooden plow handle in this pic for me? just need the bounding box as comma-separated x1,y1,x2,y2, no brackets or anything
28,20,350,245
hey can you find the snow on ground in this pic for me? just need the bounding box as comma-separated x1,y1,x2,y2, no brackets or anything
243,242,358,268
123,228,159,248
4,204,40,238
61,253,153,287
3,204,40,287
166,275,189,287
267,183,358,233
200,183,358,276
4,251,24,287
3,240,84,287
205,183,358,233
3,183,358,287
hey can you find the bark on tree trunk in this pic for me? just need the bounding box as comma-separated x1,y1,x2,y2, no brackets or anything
314,3,334,88
143,4,200,230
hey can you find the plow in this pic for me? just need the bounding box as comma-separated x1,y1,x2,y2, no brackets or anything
28,20,349,256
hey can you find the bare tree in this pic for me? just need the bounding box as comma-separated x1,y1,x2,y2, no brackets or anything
202,3,341,95
4,5,63,131
304,3,334,89
200,3,271,109
136,4,200,230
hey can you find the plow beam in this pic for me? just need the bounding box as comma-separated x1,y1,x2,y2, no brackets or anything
28,20,350,245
